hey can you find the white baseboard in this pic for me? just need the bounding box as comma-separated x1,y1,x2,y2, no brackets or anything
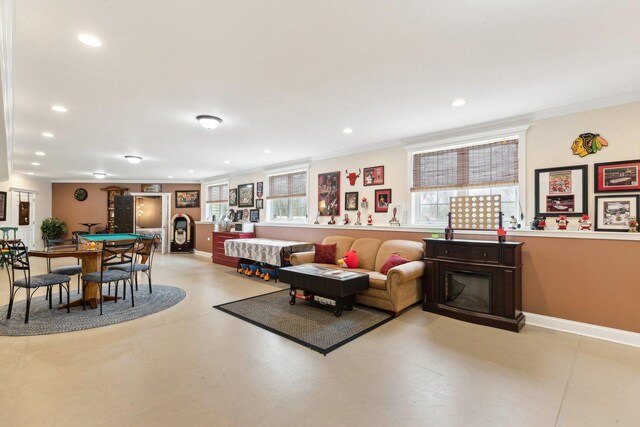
523,312,640,348
194,250,211,258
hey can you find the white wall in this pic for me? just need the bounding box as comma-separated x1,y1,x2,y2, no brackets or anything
0,173,52,243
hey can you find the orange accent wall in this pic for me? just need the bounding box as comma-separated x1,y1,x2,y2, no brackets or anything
51,183,201,236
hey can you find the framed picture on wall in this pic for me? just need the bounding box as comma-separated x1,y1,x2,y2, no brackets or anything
534,165,588,216
318,171,340,216
594,159,640,192
256,181,263,198
175,190,200,208
256,198,263,209
345,191,358,210
595,195,639,231
229,189,238,206
363,166,384,186
375,188,392,213
0,191,6,221
250,209,260,222
237,183,254,207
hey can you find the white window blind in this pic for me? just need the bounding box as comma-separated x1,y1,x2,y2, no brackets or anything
267,171,307,199
411,139,519,191
206,183,228,203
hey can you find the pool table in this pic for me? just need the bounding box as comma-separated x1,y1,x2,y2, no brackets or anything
80,233,154,244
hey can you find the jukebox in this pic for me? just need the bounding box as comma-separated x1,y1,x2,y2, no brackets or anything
170,213,194,253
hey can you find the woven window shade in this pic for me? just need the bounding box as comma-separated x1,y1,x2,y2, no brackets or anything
411,139,518,191
206,183,228,203
268,171,307,199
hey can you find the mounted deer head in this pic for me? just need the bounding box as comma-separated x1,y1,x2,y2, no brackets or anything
345,169,361,186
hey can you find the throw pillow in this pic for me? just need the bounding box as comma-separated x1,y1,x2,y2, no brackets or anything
341,250,359,268
313,243,337,264
380,253,410,275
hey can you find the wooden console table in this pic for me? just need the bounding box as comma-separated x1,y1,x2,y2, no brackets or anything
422,238,525,332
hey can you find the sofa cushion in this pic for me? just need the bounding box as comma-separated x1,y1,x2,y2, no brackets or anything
379,253,410,275
322,236,355,263
313,243,336,264
367,271,388,290
349,238,382,271
375,239,424,272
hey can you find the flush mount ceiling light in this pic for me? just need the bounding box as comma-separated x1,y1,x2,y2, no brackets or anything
78,33,102,47
125,155,142,164
41,132,54,138
51,105,67,113
188,169,194,173
35,151,45,156
93,172,107,179
224,160,231,164
451,99,466,107
31,162,40,166
263,149,271,154
196,115,223,130
343,128,353,134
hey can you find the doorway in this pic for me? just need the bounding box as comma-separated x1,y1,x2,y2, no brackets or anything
130,193,171,254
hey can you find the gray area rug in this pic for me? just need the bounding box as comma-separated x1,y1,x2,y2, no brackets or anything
0,285,186,336
214,290,393,355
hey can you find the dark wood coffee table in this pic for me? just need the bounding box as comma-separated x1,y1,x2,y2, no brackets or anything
279,265,369,317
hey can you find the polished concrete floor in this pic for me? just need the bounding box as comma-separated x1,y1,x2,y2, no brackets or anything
0,253,638,427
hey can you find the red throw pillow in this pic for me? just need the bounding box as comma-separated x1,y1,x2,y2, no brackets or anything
380,253,410,275
314,243,337,264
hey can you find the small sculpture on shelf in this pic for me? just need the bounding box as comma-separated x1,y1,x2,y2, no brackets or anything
343,214,350,225
556,215,569,230
530,216,546,230
628,216,638,232
328,215,336,225
389,206,400,226
497,228,507,243
578,214,592,231
361,197,368,210
354,210,362,226
508,215,520,230
367,214,373,226
314,211,320,224
445,227,454,240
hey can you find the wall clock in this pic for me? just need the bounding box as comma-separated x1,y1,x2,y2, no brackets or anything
74,188,88,201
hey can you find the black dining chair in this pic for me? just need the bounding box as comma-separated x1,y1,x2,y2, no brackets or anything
110,234,160,294
0,240,71,323
81,238,139,315
43,235,83,297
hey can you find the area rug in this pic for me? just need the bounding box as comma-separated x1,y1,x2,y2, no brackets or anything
0,285,186,336
214,290,393,355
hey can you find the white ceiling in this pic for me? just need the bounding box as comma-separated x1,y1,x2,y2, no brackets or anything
9,0,640,182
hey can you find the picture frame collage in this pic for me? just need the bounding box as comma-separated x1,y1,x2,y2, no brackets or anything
534,159,640,232
227,181,262,223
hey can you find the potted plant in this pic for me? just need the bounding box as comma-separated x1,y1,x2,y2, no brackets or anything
40,217,68,239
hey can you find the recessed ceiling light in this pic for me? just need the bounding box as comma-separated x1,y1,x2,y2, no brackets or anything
343,128,353,134
41,132,54,138
196,115,223,130
93,172,107,179
31,162,40,166
451,99,466,107
167,175,173,179
124,155,142,164
224,160,231,164
264,149,271,154
35,151,45,156
51,105,67,113
188,169,194,173
27,172,34,175
78,33,102,47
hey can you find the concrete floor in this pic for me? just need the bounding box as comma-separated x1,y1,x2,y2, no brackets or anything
0,253,639,427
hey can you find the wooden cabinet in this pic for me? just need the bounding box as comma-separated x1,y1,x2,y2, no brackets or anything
101,186,129,233
212,232,255,267
422,238,525,332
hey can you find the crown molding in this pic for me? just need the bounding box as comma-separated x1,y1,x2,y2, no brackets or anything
51,179,200,184
530,90,640,121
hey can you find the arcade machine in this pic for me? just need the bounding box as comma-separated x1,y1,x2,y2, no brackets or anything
170,213,194,253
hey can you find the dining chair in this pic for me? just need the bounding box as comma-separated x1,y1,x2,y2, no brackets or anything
110,234,160,294
43,235,83,296
81,238,139,315
0,240,71,323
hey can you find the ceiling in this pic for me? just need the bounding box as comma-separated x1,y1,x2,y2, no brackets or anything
8,0,640,182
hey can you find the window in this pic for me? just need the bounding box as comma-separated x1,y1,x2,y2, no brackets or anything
411,138,521,227
205,183,229,222
267,170,307,222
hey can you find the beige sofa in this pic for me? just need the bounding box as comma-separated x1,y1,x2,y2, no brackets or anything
289,236,425,316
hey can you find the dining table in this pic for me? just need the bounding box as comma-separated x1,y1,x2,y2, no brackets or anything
29,234,153,309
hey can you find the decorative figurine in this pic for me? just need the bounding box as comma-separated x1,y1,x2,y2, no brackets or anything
343,213,350,225
360,197,368,210
530,216,546,230
578,214,592,231
328,215,336,225
508,215,520,230
556,215,569,230
354,210,362,225
629,216,638,232
445,227,454,240
314,211,320,224
389,206,400,226
367,214,373,226
497,228,507,243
